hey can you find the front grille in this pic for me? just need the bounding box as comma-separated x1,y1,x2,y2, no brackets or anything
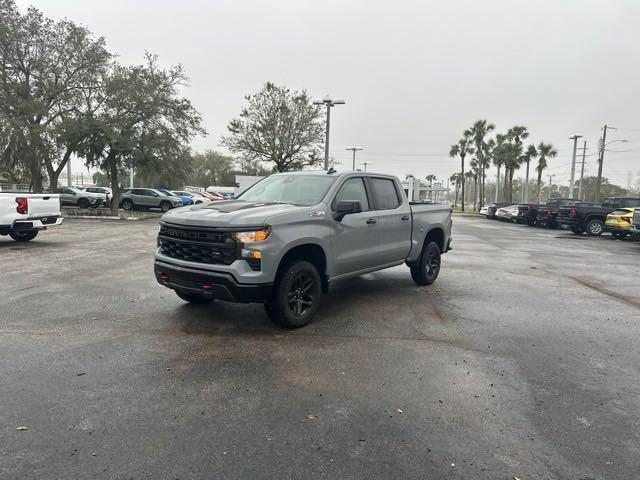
158,224,238,265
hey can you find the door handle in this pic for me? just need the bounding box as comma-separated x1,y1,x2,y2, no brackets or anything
401,215,410,221
366,218,377,225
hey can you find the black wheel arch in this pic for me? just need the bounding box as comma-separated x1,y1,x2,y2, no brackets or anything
276,243,328,293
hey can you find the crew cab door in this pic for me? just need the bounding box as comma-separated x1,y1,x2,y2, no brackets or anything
367,177,412,265
330,177,380,277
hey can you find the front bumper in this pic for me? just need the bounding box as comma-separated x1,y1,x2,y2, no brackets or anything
154,259,272,303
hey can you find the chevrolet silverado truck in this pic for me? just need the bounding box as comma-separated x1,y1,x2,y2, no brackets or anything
154,171,453,328
630,209,640,240
0,193,63,241
558,197,640,235
534,198,579,228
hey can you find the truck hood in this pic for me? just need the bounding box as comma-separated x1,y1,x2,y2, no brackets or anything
160,199,305,228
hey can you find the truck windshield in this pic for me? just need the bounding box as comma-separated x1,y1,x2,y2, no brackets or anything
237,174,337,206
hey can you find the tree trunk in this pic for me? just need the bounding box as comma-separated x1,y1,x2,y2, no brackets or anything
460,155,465,212
508,168,515,203
495,164,501,203
523,159,530,203
502,167,510,202
46,148,73,191
473,177,478,211
537,170,543,203
107,152,121,216
453,181,458,207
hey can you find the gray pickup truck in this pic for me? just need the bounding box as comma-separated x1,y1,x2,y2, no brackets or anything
154,171,452,328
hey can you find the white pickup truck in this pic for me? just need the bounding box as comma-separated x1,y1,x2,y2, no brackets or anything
0,193,64,242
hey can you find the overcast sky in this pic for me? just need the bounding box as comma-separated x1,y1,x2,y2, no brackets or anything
16,0,640,188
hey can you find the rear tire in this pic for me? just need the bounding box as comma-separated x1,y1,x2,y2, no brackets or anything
9,230,38,242
121,199,133,211
160,201,172,212
78,198,90,209
410,241,441,286
265,260,321,329
175,291,213,304
586,219,605,236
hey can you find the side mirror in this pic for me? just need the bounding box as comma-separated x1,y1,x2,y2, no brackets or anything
335,200,362,221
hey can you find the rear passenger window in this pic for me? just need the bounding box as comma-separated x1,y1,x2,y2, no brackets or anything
334,178,369,211
370,178,401,210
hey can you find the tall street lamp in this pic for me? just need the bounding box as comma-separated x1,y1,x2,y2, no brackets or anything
345,147,363,171
568,134,583,198
313,95,345,170
360,161,372,172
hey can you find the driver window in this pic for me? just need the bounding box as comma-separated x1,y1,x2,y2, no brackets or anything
334,178,369,211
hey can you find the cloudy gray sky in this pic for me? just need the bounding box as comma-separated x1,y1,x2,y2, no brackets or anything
16,0,640,188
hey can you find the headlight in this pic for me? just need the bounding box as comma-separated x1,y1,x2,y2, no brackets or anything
234,228,270,243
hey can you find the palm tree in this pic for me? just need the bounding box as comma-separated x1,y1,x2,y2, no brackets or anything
536,142,558,202
425,174,436,201
521,144,537,203
449,130,474,211
504,126,529,202
464,170,475,208
470,120,495,209
449,173,462,207
492,134,507,202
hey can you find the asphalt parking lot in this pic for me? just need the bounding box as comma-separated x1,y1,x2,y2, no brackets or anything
1,215,639,479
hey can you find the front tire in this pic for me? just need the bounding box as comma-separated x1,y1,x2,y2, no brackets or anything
175,291,213,304
411,241,441,286
121,199,133,211
78,198,90,209
586,219,605,236
9,230,38,242
265,260,321,329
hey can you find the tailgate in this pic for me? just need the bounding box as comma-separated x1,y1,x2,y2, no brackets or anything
27,195,61,217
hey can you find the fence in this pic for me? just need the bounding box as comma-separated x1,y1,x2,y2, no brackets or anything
0,183,32,193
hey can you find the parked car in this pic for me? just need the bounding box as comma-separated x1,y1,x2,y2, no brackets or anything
0,192,63,241
198,191,224,201
171,190,210,205
81,186,112,206
156,188,193,206
486,202,511,219
535,198,580,228
558,197,640,236
55,186,104,209
605,208,636,239
511,204,539,225
155,171,453,328
479,205,489,215
496,205,517,221
631,209,640,240
120,188,183,212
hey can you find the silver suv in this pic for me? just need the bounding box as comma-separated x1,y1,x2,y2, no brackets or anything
120,188,182,212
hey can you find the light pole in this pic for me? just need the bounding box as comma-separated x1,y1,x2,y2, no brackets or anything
578,140,587,200
313,95,345,170
547,174,555,200
345,147,363,171
568,134,583,199
596,128,628,202
360,161,372,172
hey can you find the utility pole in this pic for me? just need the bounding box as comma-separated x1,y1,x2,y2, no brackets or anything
495,165,500,203
577,140,587,200
360,161,372,172
313,95,345,170
568,134,582,199
130,167,134,188
547,174,555,201
595,124,611,203
345,147,363,171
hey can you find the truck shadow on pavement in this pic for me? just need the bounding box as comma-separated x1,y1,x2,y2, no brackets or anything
0,239,67,249
164,271,443,338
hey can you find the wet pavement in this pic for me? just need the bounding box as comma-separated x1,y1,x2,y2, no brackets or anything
1,215,639,479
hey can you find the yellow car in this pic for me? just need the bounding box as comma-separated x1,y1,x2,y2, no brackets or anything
605,207,636,239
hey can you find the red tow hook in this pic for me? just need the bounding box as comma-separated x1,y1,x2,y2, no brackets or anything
160,272,169,281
